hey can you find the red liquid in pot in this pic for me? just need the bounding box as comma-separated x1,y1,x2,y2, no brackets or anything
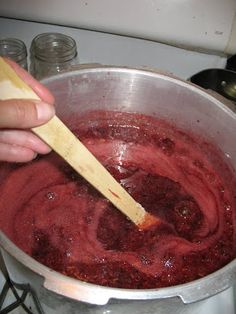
0,111,236,288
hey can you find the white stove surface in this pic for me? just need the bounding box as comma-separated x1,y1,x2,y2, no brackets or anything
0,17,227,80
0,16,235,314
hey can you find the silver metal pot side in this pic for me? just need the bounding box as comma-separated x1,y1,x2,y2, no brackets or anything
0,66,236,314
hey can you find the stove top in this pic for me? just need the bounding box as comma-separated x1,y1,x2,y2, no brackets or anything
0,271,43,314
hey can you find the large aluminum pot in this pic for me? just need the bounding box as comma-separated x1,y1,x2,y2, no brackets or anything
0,66,236,314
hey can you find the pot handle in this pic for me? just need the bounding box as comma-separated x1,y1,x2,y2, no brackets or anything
43,277,112,305
43,261,236,305
177,261,236,304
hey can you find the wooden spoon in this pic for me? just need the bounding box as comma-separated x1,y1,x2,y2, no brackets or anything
0,57,158,229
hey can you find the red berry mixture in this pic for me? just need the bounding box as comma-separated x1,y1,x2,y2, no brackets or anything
0,111,235,288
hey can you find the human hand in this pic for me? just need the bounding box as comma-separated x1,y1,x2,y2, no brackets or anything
0,58,55,162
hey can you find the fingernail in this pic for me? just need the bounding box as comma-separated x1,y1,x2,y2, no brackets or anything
32,152,38,160
35,101,55,122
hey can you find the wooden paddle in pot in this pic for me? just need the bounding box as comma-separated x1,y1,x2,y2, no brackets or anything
0,57,159,230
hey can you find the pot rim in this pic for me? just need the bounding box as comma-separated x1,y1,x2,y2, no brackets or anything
1,65,236,306
49,65,236,114
1,230,236,305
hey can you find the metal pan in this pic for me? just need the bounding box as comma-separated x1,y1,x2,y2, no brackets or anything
189,68,236,103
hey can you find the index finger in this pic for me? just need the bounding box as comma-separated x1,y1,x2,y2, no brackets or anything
4,58,55,105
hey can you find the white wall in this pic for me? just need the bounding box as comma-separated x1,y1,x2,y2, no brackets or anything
0,0,236,54
0,17,227,80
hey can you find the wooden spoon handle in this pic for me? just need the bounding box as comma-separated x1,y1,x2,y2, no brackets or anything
34,115,147,226
0,57,147,226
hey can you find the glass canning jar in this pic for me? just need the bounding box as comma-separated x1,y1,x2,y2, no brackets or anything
30,32,78,80
0,38,28,70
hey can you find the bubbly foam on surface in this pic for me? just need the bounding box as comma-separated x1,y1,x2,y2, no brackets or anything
0,111,236,288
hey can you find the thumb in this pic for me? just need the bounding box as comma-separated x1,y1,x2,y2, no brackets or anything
0,99,55,129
